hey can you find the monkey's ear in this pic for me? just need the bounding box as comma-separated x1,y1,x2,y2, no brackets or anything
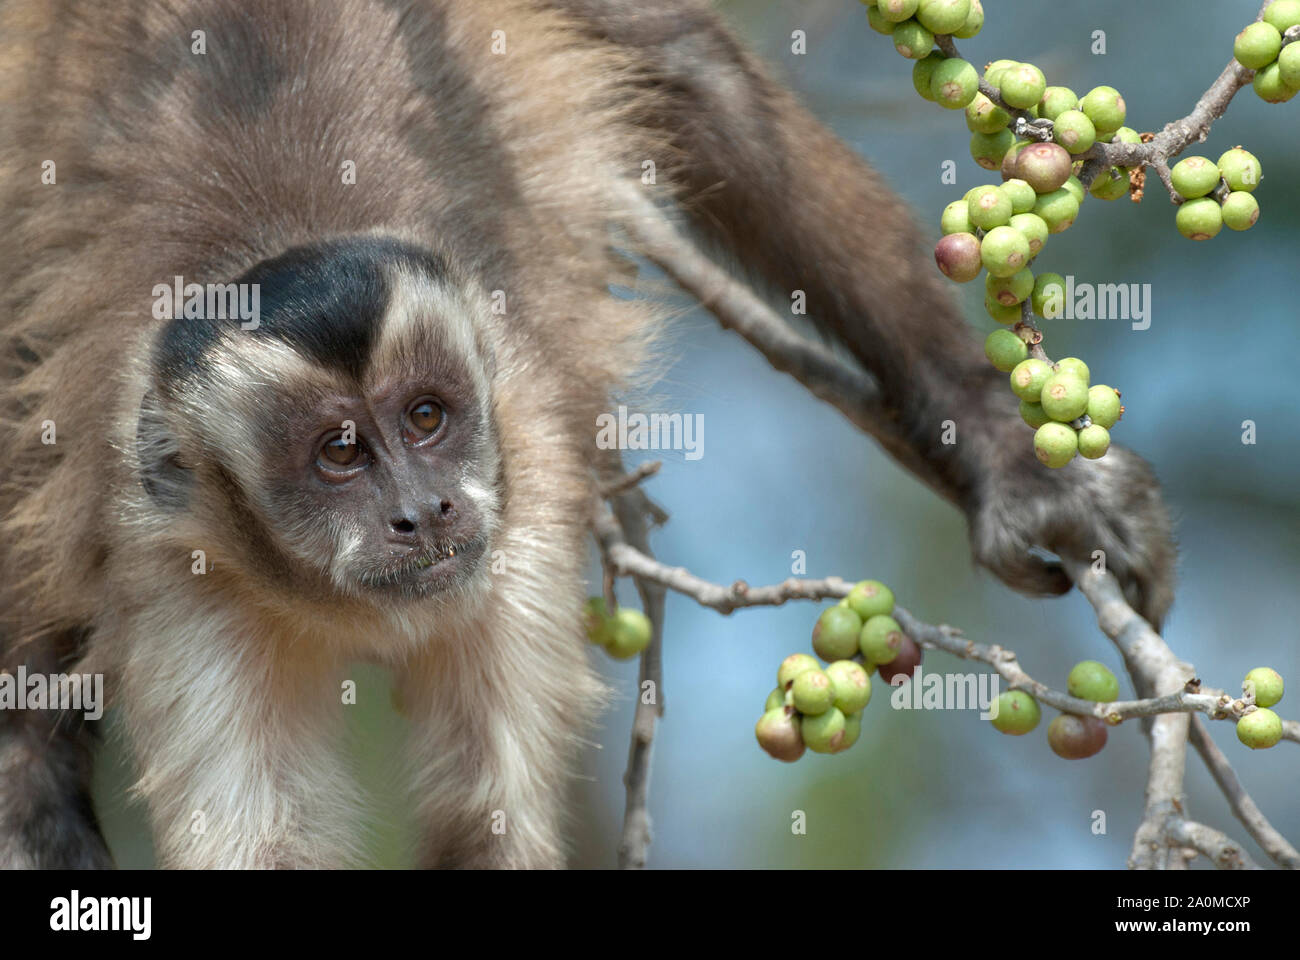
136,390,192,509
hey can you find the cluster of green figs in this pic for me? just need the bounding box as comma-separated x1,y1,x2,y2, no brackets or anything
863,0,1293,470
1234,0,1300,103
755,580,922,761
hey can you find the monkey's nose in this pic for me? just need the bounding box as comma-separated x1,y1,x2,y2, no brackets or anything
389,500,455,540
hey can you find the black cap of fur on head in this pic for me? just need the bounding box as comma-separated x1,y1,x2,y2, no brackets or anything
152,236,450,389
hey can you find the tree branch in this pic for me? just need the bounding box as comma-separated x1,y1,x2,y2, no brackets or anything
595,454,669,870
1165,818,1261,870
1285,718,1300,745
1062,558,1193,868
613,181,957,506
593,498,1297,868
596,512,1293,731
599,459,663,500
1188,716,1300,870
937,4,1273,196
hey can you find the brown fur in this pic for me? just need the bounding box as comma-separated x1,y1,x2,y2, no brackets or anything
0,0,661,869
0,0,1175,868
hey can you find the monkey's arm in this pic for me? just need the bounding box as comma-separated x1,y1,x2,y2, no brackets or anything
562,0,1174,626
113,606,361,868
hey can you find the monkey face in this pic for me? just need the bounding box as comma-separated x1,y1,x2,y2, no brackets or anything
261,371,499,601
141,237,503,607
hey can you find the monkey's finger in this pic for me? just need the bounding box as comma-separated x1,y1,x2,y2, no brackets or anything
971,526,1073,598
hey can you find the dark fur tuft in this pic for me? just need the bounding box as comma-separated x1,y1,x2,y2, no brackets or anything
154,237,450,387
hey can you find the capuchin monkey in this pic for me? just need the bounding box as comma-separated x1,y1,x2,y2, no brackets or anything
0,0,1174,868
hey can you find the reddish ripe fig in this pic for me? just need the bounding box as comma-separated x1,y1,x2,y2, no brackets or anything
875,634,923,684
1014,142,1072,194
1047,714,1108,759
755,707,806,762
934,232,982,282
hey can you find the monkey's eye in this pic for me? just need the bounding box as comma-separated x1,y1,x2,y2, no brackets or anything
315,434,369,475
404,397,444,442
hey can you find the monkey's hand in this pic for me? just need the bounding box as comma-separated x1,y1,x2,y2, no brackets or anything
967,413,1180,629
968,433,1176,631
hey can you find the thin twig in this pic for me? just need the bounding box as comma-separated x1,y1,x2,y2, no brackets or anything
614,183,882,426
1064,558,1193,869
1165,819,1261,870
1150,158,1178,203
613,181,956,505
1188,716,1300,870
595,519,1294,730
596,455,668,870
599,460,662,499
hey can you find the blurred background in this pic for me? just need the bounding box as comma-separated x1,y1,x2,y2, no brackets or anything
94,0,1299,868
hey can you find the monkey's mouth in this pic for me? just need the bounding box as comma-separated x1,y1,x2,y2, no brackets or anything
412,543,458,569
358,535,486,595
